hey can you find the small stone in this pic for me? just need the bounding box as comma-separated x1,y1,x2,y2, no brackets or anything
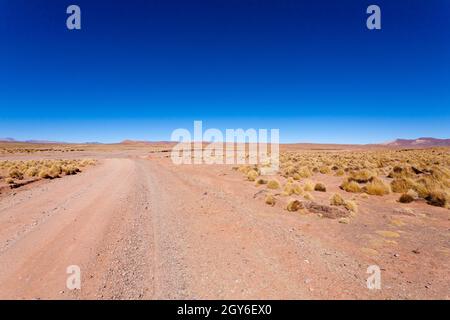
338,217,350,224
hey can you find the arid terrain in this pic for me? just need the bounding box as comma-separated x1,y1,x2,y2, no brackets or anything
0,142,449,300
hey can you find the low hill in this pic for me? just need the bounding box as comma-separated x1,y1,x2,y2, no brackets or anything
384,137,450,148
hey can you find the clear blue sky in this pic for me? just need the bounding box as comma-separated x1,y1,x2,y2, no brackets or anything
1,0,449,143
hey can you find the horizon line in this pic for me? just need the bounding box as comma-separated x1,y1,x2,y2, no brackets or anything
1,137,450,146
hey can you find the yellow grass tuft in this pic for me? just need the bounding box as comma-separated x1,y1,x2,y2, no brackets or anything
365,178,390,196
399,193,414,203
303,180,314,192
265,194,276,206
330,193,358,213
303,192,314,201
38,169,52,179
391,178,416,193
283,182,303,196
255,178,268,185
330,193,345,206
49,165,62,178
340,179,361,193
293,173,301,180
344,200,358,213
297,166,312,178
314,182,326,192
319,166,331,174
425,191,448,208
348,169,376,183
8,168,23,180
267,179,280,190
246,169,259,181
25,167,39,177
286,199,303,212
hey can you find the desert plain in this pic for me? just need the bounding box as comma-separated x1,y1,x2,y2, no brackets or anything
0,141,449,299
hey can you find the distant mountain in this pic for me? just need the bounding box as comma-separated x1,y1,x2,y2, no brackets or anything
24,139,66,144
0,138,67,144
0,137,16,142
384,137,450,148
119,139,151,145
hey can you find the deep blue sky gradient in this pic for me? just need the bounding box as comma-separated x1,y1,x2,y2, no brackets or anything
1,0,449,143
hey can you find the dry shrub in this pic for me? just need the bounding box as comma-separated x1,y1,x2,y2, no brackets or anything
425,191,447,208
330,193,346,206
292,183,303,195
297,166,312,178
38,169,52,179
365,178,390,196
348,169,375,183
319,166,331,174
267,179,280,190
62,165,80,175
80,159,96,167
255,178,267,185
335,169,345,176
391,178,416,193
406,189,419,200
314,183,326,192
344,200,358,213
26,167,39,177
413,176,446,200
282,165,297,177
387,166,408,178
391,165,424,179
340,179,361,193
265,194,276,206
49,165,62,178
399,193,414,203
283,182,303,196
286,199,303,212
246,169,259,181
237,165,252,174
330,193,358,213
282,183,294,196
5,177,14,184
8,168,23,180
303,180,314,192
304,192,314,201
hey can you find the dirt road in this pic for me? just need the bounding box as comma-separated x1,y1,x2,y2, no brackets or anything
0,156,447,299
